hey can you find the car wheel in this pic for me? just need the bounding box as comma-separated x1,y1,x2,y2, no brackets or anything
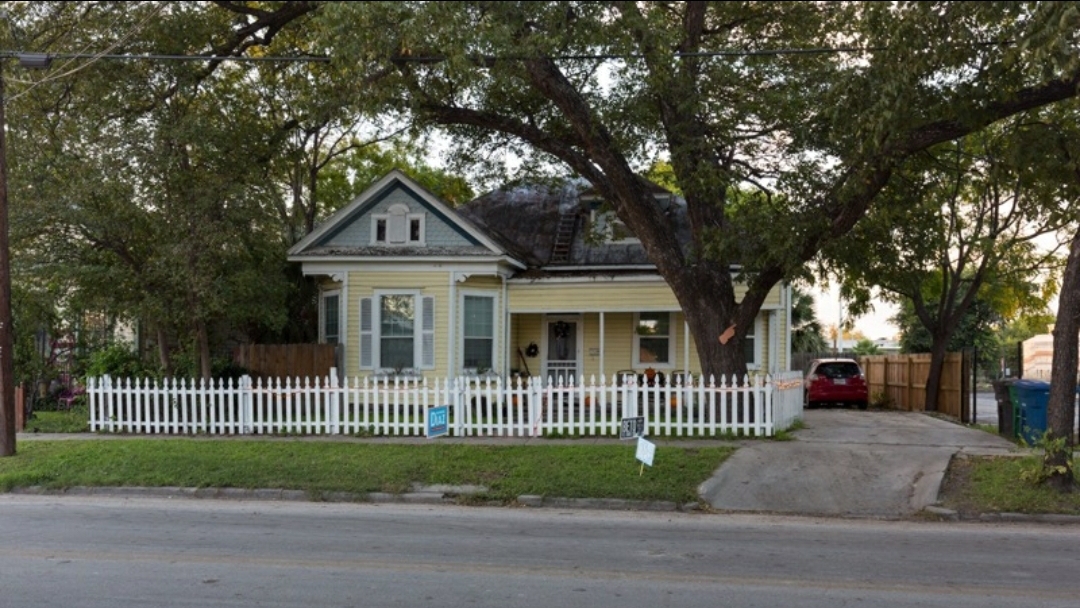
857,400,868,411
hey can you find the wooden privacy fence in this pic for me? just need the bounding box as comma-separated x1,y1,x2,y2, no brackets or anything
232,344,337,379
858,353,970,420
86,371,805,438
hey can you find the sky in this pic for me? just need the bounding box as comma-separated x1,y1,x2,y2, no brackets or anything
812,282,900,342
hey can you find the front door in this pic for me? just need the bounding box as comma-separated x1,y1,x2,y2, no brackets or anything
544,317,580,385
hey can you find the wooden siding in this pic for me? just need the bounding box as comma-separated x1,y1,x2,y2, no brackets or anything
508,279,778,312
324,185,474,248
508,281,684,312
459,275,503,289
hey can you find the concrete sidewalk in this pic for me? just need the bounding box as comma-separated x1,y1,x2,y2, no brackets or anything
698,408,1020,518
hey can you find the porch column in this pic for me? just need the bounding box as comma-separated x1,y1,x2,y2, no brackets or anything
448,273,457,376
770,310,780,374
684,318,691,374
502,275,510,377
599,312,605,382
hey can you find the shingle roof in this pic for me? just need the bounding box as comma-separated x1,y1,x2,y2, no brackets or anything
458,182,690,271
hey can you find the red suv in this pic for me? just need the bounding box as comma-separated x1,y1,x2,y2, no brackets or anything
804,358,869,410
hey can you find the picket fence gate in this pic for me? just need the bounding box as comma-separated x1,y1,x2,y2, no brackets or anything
86,371,804,438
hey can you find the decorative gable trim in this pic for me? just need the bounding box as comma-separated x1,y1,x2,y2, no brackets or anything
288,170,509,258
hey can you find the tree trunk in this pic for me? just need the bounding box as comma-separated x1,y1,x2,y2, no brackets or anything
195,321,212,381
156,326,172,375
924,335,951,413
1043,227,1080,492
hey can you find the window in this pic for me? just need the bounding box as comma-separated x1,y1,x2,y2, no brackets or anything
588,209,638,244
359,293,435,372
744,318,759,369
462,295,495,372
634,312,673,367
321,291,340,345
372,204,425,245
380,295,415,369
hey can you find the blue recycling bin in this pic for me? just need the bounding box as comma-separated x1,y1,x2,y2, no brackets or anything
1012,379,1051,446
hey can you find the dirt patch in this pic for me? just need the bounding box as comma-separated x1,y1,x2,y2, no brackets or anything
936,455,984,518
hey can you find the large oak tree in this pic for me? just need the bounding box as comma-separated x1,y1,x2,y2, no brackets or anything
319,1,1080,379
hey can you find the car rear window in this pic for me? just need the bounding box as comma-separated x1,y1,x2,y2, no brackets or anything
814,362,861,378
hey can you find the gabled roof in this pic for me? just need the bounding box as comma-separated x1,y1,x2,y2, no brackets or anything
288,171,696,276
287,169,512,259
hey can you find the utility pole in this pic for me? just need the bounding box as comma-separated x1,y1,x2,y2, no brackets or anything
0,66,15,456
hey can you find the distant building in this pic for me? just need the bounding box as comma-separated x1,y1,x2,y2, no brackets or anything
1021,325,1078,380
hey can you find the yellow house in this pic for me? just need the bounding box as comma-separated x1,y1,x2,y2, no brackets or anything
288,170,793,382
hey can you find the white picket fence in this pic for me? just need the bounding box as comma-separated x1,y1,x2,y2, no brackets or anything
86,371,804,438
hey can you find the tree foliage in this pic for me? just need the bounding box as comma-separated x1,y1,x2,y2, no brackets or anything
790,286,828,354
823,114,1071,409
5,2,325,378
317,1,1080,378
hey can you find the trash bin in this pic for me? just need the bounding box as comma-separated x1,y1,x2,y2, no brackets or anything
991,378,1017,438
1012,379,1051,446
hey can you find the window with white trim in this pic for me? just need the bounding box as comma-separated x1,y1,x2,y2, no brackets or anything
462,294,495,373
320,290,340,345
744,317,760,369
359,292,435,373
634,312,673,367
371,203,425,245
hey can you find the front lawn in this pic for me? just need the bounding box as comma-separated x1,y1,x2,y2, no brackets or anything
0,439,733,505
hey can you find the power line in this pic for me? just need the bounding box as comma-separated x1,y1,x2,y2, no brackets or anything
0,50,329,63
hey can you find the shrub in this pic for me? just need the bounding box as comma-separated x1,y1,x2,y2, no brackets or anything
83,343,158,379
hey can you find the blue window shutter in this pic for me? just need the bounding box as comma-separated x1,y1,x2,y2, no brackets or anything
360,297,373,369
421,296,435,369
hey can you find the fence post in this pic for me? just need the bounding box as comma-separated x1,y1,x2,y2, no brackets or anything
328,367,340,434
240,375,253,434
453,377,464,436
103,374,114,433
763,375,773,437
528,377,541,437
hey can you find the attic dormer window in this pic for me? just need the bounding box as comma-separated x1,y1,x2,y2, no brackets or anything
586,204,638,244
372,203,425,246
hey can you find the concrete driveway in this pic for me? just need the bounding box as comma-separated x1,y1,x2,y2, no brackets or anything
698,409,1020,518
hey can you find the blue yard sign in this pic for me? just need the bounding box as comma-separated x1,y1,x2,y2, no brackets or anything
427,405,449,438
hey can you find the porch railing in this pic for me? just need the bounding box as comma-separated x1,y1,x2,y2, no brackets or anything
86,371,804,438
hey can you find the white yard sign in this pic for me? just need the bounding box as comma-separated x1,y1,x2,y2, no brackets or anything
636,437,656,468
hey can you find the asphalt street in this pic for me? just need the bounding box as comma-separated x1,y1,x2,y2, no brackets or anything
3,496,1079,608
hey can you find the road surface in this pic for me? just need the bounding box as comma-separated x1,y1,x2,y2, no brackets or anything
2,495,1078,608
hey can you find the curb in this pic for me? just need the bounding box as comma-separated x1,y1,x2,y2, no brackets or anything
9,486,1077,523
6,485,695,513
921,504,1080,525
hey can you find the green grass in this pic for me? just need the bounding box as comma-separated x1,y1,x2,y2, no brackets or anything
24,408,90,433
939,455,1080,516
0,439,733,504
